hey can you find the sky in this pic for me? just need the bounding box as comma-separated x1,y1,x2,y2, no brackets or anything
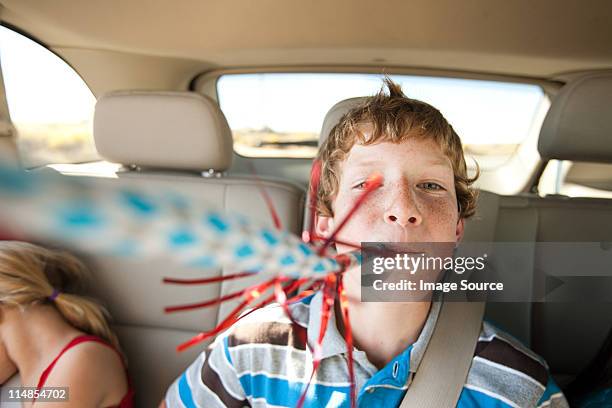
0,26,95,124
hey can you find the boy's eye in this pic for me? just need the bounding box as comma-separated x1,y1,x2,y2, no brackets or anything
352,180,381,190
419,182,445,191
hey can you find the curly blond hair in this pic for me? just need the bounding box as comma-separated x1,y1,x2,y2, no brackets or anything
316,78,479,219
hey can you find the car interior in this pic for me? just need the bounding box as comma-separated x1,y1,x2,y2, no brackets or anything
0,1,611,407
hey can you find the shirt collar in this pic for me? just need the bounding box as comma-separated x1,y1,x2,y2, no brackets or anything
306,289,442,374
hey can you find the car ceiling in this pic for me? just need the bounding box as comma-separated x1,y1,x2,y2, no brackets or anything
1,0,612,81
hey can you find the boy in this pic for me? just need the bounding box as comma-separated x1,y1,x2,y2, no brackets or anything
163,79,569,407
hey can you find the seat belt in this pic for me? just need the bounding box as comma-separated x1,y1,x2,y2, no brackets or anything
400,301,485,408
399,191,500,407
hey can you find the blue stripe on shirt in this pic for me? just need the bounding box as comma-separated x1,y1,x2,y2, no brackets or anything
178,372,197,408
537,377,563,406
239,372,351,406
223,335,233,365
457,387,515,408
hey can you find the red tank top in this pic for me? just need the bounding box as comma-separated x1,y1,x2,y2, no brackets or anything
35,334,135,408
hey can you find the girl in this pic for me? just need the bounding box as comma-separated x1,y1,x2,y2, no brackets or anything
0,241,134,407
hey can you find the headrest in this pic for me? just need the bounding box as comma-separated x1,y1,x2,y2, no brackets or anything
94,91,233,171
538,72,612,164
319,97,367,145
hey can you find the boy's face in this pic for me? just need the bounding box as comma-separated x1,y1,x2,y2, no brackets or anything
316,136,464,253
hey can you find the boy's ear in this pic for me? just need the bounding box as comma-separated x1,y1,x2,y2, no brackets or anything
455,218,465,243
315,214,335,239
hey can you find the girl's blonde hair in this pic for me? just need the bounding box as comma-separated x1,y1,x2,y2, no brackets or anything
0,241,120,351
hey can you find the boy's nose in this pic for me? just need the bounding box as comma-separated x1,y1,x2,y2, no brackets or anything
383,188,422,227
386,214,419,225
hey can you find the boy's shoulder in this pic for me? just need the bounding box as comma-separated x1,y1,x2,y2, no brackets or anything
217,294,314,352
466,321,566,407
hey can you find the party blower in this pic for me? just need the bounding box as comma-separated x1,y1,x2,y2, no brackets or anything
0,162,383,407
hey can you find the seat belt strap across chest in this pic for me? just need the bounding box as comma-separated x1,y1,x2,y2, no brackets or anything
399,301,485,407
399,192,500,407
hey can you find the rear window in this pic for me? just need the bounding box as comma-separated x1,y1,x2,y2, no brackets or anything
217,73,546,169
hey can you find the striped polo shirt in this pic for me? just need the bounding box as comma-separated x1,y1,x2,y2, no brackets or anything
165,291,569,408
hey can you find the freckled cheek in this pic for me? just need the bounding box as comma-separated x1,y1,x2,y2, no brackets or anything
351,200,381,225
419,196,459,232
333,195,381,229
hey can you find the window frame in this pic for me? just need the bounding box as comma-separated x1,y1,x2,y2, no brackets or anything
196,67,559,159
192,66,561,102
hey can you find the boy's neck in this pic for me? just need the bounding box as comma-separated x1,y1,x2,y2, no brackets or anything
337,266,432,370
341,299,431,370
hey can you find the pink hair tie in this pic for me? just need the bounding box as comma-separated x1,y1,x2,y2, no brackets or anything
48,289,61,302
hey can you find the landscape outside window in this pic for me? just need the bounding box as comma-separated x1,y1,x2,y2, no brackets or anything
217,72,546,171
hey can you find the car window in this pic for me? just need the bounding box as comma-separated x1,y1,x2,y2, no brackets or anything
0,25,98,168
217,73,546,171
538,160,612,198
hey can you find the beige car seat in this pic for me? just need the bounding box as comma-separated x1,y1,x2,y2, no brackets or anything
67,91,307,407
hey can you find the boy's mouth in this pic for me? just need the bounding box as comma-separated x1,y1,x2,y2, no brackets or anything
371,242,455,258
371,242,426,256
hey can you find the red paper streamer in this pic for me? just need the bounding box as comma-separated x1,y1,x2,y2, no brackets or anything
163,270,255,285
317,173,382,256
248,161,283,230
338,274,356,408
165,170,385,407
